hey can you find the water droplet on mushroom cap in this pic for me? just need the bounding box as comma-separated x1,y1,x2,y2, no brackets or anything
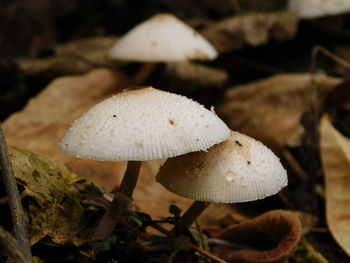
156,131,287,203
60,87,230,161
225,171,235,182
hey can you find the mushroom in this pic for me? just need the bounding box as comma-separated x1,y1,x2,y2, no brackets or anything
60,86,230,241
213,210,302,263
109,13,218,84
156,131,288,228
288,0,350,19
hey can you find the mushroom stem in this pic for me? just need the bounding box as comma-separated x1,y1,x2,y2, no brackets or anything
118,160,142,198
94,161,142,242
132,62,156,85
180,201,210,228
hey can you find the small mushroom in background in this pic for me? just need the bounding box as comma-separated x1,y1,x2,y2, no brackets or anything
288,0,350,19
213,210,302,263
156,131,288,228
60,86,230,243
109,13,218,84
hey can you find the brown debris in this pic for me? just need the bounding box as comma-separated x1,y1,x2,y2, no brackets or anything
201,11,298,53
214,210,302,263
165,61,229,87
17,37,118,77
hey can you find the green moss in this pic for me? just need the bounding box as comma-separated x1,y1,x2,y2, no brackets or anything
32,170,41,182
8,146,103,246
294,245,313,263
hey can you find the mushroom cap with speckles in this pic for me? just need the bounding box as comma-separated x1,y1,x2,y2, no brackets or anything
60,87,230,161
288,0,350,19
156,131,287,203
109,13,218,62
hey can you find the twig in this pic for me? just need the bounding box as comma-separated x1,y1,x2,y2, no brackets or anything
194,220,207,250
186,242,228,263
0,225,30,263
149,223,173,236
139,217,225,263
0,124,32,262
281,149,308,181
309,45,350,145
301,238,329,263
311,45,350,73
208,238,254,250
194,220,210,263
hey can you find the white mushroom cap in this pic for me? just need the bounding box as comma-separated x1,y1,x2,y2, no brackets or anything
109,13,218,62
288,0,350,19
60,87,230,161
156,131,287,203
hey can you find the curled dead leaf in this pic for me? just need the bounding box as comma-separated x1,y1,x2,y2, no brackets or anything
320,115,350,256
213,210,302,263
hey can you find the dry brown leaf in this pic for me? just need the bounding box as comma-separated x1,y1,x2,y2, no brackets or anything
320,114,350,256
3,69,128,164
201,11,298,53
3,68,234,220
198,203,251,230
165,61,229,87
18,36,118,76
217,73,341,152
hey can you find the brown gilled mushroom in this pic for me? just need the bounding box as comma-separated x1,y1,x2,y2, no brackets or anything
213,210,302,263
60,86,230,241
156,131,288,228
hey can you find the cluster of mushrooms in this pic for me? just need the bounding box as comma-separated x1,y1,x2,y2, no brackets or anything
60,13,288,249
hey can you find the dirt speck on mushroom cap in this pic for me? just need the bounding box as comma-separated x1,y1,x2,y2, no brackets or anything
60,87,230,161
156,131,287,203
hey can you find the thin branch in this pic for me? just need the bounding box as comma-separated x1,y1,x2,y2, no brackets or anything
311,45,350,73
149,222,173,236
309,45,350,144
0,124,32,262
148,219,227,263
186,242,228,263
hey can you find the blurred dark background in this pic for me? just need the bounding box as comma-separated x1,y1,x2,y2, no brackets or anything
1,0,350,120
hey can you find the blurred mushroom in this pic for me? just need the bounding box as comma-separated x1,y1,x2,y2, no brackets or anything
213,210,302,263
60,86,230,241
109,13,218,84
156,131,288,228
288,0,350,19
